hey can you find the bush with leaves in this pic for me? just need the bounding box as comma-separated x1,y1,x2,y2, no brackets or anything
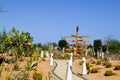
33,70,42,80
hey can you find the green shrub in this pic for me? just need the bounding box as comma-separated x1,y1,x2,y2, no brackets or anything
86,63,92,70
9,70,29,80
103,61,109,66
114,65,120,70
104,70,116,76
13,63,20,71
96,61,101,65
33,70,42,80
105,63,112,68
103,61,112,68
90,68,98,73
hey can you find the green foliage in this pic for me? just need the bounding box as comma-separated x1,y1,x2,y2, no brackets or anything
96,60,101,65
0,56,4,64
93,39,102,52
106,63,112,68
9,70,29,80
58,39,67,49
103,61,112,68
33,70,42,80
0,27,34,58
104,70,116,76
4,57,16,64
108,39,120,54
32,53,40,61
26,60,38,70
86,63,92,70
13,63,20,71
90,68,98,73
114,65,120,70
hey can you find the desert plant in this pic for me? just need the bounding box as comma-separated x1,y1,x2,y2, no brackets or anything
32,53,40,61
114,65,120,70
104,70,116,76
103,61,112,68
103,61,109,66
26,60,38,70
13,63,20,71
9,70,29,80
33,70,42,80
90,68,98,73
96,60,101,65
105,63,112,68
86,63,92,70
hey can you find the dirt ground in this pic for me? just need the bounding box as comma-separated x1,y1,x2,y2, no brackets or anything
73,59,120,80
1,56,120,80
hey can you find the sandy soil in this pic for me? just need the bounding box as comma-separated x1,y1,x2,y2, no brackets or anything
73,59,120,80
1,56,120,80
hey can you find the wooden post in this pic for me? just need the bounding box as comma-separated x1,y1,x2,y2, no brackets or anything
76,26,79,55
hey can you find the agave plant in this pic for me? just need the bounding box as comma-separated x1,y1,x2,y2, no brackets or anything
25,60,38,71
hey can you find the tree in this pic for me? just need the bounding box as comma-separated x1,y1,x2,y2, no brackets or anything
58,39,67,50
108,39,120,54
103,35,112,54
93,39,102,57
94,39,102,51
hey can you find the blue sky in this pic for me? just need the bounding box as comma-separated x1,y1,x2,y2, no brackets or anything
0,0,120,44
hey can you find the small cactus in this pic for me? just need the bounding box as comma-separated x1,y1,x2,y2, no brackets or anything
33,70,42,80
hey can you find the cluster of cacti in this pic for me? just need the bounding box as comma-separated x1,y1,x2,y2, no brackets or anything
114,64,120,70
33,70,42,80
104,70,116,76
